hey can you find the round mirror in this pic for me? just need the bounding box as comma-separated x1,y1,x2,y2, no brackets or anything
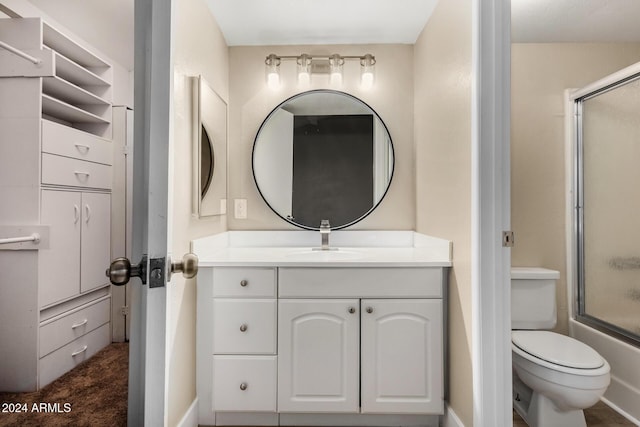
252,90,394,230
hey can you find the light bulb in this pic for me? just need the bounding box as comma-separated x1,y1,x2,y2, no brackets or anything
297,54,311,86
360,54,375,90
329,54,344,87
267,71,280,89
265,54,281,90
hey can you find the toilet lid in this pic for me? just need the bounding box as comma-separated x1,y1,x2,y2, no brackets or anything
512,331,604,369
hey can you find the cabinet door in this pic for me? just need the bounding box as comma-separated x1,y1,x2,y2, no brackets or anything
278,299,359,413
361,299,443,414
80,192,111,293
39,190,81,307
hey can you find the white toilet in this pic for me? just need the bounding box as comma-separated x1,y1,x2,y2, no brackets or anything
511,267,611,427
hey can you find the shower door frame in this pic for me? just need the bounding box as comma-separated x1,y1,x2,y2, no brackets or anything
569,61,640,347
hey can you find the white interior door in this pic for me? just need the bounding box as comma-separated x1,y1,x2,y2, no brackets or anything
126,0,173,425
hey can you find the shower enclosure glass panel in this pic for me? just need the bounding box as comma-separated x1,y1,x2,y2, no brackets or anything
578,75,640,344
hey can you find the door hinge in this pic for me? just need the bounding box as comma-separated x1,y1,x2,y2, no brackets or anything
502,231,515,247
120,306,130,316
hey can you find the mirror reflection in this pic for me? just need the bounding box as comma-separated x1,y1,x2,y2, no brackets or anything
200,126,214,198
252,90,394,230
192,76,227,217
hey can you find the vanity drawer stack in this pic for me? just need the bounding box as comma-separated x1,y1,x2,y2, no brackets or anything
212,268,277,412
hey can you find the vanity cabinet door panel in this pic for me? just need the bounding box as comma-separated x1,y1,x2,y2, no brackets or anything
39,190,81,307
360,299,443,414
80,192,110,293
278,299,359,413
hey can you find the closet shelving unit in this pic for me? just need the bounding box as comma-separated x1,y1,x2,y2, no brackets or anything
0,17,113,392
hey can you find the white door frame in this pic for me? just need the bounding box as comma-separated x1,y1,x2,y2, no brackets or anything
129,0,173,425
472,0,512,426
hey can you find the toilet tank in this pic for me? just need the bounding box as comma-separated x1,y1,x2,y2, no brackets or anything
511,267,560,329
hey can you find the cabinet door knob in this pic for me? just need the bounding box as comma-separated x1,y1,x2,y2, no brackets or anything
240,280,248,287
240,382,248,391
366,306,373,314
240,324,248,332
348,307,356,314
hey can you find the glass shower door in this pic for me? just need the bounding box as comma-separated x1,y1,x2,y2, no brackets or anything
578,75,640,344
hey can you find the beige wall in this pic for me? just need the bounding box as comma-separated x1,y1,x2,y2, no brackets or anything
169,0,228,425
511,43,640,334
228,44,415,230
414,0,473,425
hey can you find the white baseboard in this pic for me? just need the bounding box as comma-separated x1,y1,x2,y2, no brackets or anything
177,398,199,427
443,404,465,427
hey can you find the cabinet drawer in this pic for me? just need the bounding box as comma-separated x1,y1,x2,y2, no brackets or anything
279,268,444,298
213,299,276,354
39,322,110,388
39,297,110,357
42,120,112,165
213,267,276,298
42,153,112,189
213,356,277,412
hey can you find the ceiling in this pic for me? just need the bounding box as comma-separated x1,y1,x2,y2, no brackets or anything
511,0,640,43
204,0,439,46
14,0,640,71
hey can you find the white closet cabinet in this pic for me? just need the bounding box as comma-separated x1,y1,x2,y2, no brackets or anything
40,190,111,307
0,16,113,391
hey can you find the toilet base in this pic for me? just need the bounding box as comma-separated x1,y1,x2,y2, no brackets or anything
514,378,587,427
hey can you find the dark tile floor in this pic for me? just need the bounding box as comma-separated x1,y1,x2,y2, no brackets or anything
513,401,636,427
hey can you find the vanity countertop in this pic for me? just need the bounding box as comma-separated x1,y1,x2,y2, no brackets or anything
192,231,452,268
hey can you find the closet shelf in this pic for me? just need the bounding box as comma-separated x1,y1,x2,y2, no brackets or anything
43,22,110,69
43,77,110,107
54,52,110,88
42,95,110,125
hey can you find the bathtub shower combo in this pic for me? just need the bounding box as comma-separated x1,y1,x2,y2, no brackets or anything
568,62,640,424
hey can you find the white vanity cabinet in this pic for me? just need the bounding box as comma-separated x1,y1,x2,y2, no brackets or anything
277,270,444,416
278,299,361,413
360,299,443,414
199,262,447,425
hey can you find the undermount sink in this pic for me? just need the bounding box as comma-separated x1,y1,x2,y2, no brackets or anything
285,249,363,261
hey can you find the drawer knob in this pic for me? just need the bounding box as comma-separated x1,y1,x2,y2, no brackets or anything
240,280,248,287
366,306,373,314
240,323,248,332
348,307,356,314
240,382,248,391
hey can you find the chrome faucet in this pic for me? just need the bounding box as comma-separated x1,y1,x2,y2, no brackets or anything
319,219,331,250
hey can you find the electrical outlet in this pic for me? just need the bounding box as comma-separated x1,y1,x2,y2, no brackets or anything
234,199,247,219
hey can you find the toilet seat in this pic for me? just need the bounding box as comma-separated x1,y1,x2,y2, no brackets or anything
512,331,605,371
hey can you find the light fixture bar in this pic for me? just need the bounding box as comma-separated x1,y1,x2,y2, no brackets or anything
265,54,375,62
264,53,376,89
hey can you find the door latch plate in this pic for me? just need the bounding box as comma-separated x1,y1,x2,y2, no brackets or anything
149,257,166,288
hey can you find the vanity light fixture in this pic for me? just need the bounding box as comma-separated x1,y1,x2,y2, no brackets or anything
265,53,376,89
